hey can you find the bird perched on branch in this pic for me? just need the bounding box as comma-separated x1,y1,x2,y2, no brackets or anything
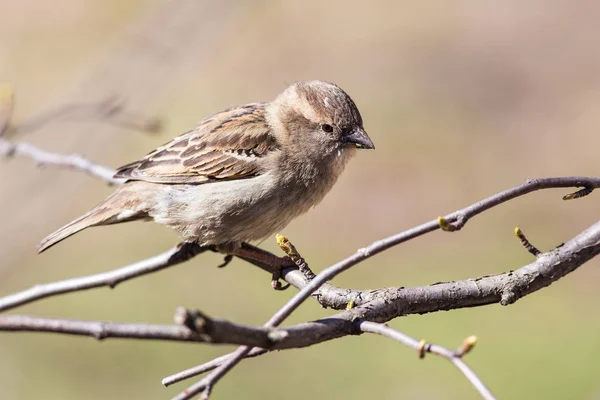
39,81,374,257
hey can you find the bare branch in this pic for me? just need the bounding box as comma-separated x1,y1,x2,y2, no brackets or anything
232,176,600,313
0,293,494,398
171,218,600,398
175,177,600,399
1,218,599,397
0,239,365,314
162,348,268,387
231,242,368,307
0,309,355,349
250,177,600,330
0,313,284,348
0,242,205,313
0,138,123,185
358,321,495,400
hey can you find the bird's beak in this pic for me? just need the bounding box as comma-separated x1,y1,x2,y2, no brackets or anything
343,127,375,149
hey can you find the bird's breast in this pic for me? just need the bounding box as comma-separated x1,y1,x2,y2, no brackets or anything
152,150,352,245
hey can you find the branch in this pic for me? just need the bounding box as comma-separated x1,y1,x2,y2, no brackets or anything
237,177,600,311
358,321,494,400
2,219,599,398
162,348,268,387
172,217,600,398
0,312,490,398
0,138,123,185
0,309,352,350
237,242,374,309
0,315,494,399
0,313,286,348
0,238,365,314
0,242,205,312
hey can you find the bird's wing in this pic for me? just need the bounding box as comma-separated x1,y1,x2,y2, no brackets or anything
114,103,279,184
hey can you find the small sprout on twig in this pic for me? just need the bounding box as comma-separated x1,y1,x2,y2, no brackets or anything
346,300,355,310
514,227,541,256
276,233,316,279
563,186,593,201
438,216,457,232
216,254,233,268
456,335,478,357
276,234,297,258
417,339,428,359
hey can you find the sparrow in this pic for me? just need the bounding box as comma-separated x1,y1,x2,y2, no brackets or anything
38,80,374,254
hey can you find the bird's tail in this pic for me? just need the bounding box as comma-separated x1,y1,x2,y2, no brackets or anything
38,183,149,253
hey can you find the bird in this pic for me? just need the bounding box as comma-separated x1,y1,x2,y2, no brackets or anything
38,80,374,256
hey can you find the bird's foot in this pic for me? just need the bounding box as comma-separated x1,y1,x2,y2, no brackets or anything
218,242,294,290
270,268,291,291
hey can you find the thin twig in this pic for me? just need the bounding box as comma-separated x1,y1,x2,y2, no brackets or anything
358,321,495,400
162,349,269,387
0,242,205,313
0,138,123,185
170,347,255,399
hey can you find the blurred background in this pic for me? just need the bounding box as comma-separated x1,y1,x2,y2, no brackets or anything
1,1,599,399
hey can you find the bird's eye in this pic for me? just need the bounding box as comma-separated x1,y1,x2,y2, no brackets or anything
321,124,334,133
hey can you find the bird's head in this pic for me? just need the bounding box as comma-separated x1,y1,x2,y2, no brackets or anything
268,81,374,157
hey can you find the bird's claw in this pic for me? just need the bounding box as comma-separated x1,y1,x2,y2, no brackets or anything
271,268,290,291
216,254,233,268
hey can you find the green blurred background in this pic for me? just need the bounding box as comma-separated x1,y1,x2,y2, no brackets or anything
1,1,599,399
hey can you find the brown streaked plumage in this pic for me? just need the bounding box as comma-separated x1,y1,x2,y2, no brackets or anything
114,104,275,183
38,81,374,253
